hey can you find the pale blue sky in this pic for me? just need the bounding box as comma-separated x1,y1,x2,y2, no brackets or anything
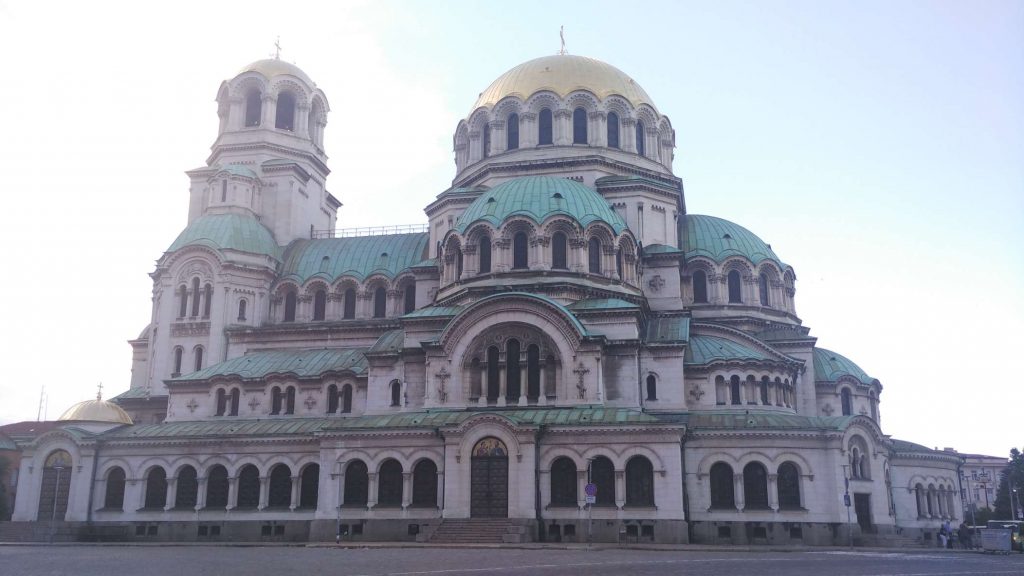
0,0,1020,457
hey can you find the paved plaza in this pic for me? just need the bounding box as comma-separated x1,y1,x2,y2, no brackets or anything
2,545,1022,576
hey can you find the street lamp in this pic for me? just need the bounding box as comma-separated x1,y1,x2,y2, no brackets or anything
841,464,852,548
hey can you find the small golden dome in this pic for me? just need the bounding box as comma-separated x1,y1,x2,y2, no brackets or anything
237,58,314,86
58,397,133,425
472,54,655,113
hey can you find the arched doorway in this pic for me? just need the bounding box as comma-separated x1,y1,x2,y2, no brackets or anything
470,437,508,518
37,450,72,521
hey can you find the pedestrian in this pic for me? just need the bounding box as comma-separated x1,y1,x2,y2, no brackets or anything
958,522,971,549
943,520,953,549
938,525,947,548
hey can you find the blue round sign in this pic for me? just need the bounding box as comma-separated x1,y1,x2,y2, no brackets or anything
585,483,597,497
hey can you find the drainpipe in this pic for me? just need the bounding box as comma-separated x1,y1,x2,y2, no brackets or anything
86,439,103,525
535,427,545,542
680,429,692,543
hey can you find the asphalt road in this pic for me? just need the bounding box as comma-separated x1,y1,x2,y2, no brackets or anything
2,545,1023,576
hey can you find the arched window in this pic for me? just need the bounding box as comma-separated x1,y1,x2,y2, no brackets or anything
206,465,229,509
513,232,528,269
527,344,540,401
777,462,801,509
284,290,297,322
403,281,416,314
390,380,402,407
506,113,519,150
588,238,601,274
271,386,282,415
730,375,742,405
175,465,198,509
538,108,553,145
172,347,183,376
914,483,925,517
37,450,72,521
236,465,260,509
759,273,770,306
275,91,296,131
550,457,577,506
625,456,654,507
378,459,403,507
343,460,368,506
221,180,228,202
551,232,567,269
710,462,735,508
237,299,247,321
646,374,657,401
479,235,492,274
841,388,853,416
341,384,353,413
743,462,769,509
268,464,291,507
203,284,213,318
616,248,623,279
343,288,356,319
455,246,464,280
216,389,226,416
191,277,201,317
693,270,708,303
299,464,319,509
244,89,262,127
607,111,619,148
178,285,188,317
590,456,615,506
104,467,126,510
412,460,438,507
313,289,326,321
505,339,521,401
230,389,239,416
327,384,339,414
486,346,500,402
285,386,295,415
194,346,204,372
636,120,646,156
482,123,491,158
869,390,878,421
573,107,587,144
760,377,770,405
144,467,167,509
727,270,742,303
373,287,387,318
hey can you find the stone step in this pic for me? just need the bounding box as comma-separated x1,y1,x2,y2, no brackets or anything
429,519,525,544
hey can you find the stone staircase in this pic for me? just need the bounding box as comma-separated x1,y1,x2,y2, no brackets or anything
857,533,933,548
427,519,526,544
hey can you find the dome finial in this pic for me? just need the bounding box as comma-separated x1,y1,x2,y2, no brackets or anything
273,35,282,60
558,25,568,55
96,382,103,401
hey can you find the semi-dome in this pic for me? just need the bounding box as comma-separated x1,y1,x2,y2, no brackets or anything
237,58,314,86
680,214,786,268
472,54,655,112
58,398,134,425
813,347,879,386
455,176,627,234
167,214,280,259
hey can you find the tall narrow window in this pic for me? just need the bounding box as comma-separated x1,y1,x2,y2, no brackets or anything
710,462,735,509
268,465,291,507
236,465,259,508
275,91,296,131
205,466,228,509
104,467,126,510
229,388,239,416
727,270,742,303
378,459,403,507
743,462,769,509
526,344,540,401
244,90,262,127
479,235,492,274
341,385,352,413
373,287,387,318
412,460,438,507
482,123,490,158
506,339,521,400
178,285,188,317
285,386,295,414
538,108,553,145
506,113,519,150
759,273,770,306
327,384,338,414
646,374,657,401
486,346,500,402
343,288,356,319
194,346,204,372
215,389,226,416
552,232,567,269
590,456,615,506
607,111,619,148
343,461,369,506
299,464,319,509
175,465,198,509
635,120,646,156
144,467,168,509
573,107,587,144
588,238,601,274
237,299,247,321
390,380,401,407
284,290,297,322
271,386,282,415
202,284,212,318
455,247,464,280
616,249,623,279
513,232,528,269
730,375,741,405
693,270,708,303
760,377,769,405
777,462,801,509
403,281,416,314
191,278,201,317
221,180,228,202
625,456,654,507
313,289,326,321
172,347,183,376
550,458,577,506
841,388,853,416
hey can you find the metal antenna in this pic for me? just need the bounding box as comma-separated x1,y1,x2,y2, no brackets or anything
37,386,45,421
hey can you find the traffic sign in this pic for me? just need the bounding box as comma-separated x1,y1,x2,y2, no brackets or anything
585,495,596,504
585,483,597,497
843,494,851,507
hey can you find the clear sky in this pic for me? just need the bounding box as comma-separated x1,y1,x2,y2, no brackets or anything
0,0,1021,458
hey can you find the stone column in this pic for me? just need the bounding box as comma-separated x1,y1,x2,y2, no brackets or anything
468,131,481,164
521,112,537,147
296,104,310,138
402,472,413,509
165,477,177,511
196,477,208,510
615,469,625,509
555,110,571,145
622,118,637,153
290,475,300,510
226,476,238,510
537,369,546,406
490,120,505,155
498,367,507,407
734,474,745,511
258,476,269,510
479,366,488,406
577,469,588,510
436,470,445,510
262,94,275,128
590,111,606,147
367,473,379,509
768,474,779,511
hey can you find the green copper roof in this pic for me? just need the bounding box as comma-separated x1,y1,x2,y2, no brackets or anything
324,407,666,431
568,298,638,311
172,348,367,382
102,418,334,440
687,411,854,431
455,176,627,234
680,214,785,267
367,330,404,354
685,334,770,365
402,305,463,319
216,164,258,178
891,439,947,455
280,233,429,283
643,243,684,256
0,432,16,450
167,214,280,259
646,316,691,343
813,347,876,385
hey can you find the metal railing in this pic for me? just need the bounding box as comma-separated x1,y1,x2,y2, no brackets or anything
312,223,429,239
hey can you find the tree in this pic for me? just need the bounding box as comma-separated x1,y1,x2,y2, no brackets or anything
993,447,1024,520
974,506,994,526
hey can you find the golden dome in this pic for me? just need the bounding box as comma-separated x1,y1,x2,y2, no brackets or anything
472,54,655,112
237,58,314,86
58,398,133,425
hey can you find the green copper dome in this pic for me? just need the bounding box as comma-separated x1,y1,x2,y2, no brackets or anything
813,347,877,386
167,214,280,259
680,214,785,267
455,176,627,234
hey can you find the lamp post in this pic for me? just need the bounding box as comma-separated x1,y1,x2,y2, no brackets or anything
1013,488,1021,521
841,464,852,548
586,458,594,548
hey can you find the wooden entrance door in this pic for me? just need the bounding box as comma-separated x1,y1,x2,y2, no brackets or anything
37,450,72,521
854,493,874,532
470,437,508,518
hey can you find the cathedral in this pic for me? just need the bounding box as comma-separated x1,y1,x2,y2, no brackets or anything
5,53,963,545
